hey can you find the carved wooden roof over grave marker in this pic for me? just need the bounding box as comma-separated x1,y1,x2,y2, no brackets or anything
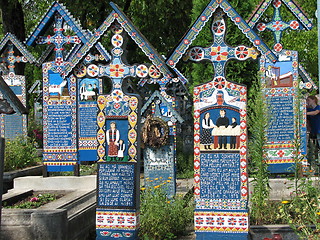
166,0,277,69
66,30,112,64
0,33,36,74
247,0,313,52
25,1,88,75
26,1,87,46
298,65,317,90
0,76,27,114
64,2,175,81
141,90,184,124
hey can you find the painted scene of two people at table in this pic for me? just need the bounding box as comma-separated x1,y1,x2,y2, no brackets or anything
200,108,241,151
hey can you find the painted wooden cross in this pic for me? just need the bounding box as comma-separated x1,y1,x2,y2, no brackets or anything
25,2,89,174
0,43,28,75
254,0,301,52
98,33,136,91
186,9,258,80
0,33,36,140
96,25,149,163
36,13,81,71
246,0,312,173
95,24,147,240
247,0,313,53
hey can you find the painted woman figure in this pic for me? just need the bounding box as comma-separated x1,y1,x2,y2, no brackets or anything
201,112,215,150
106,121,120,159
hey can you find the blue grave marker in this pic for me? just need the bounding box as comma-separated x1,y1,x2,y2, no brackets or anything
26,2,89,173
93,3,175,239
0,33,36,139
260,50,308,172
96,163,139,239
247,0,313,173
193,80,249,239
95,25,142,239
141,89,184,198
166,0,277,239
77,73,102,162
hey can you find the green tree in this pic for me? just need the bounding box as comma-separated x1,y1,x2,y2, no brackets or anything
0,0,25,41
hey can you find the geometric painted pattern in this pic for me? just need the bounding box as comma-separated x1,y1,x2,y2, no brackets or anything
96,209,140,239
78,138,98,150
194,211,248,233
96,210,139,230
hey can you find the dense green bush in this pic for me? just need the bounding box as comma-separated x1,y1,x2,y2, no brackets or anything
276,177,320,239
139,188,194,240
4,136,40,171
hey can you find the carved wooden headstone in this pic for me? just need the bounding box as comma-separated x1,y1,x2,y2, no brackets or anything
141,88,184,198
260,50,308,172
194,80,248,239
26,2,89,173
0,33,36,139
92,3,175,239
166,0,277,238
247,0,313,173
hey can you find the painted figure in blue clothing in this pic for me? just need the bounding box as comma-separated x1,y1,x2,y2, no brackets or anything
306,96,320,147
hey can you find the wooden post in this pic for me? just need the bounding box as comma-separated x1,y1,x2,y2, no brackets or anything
0,137,5,228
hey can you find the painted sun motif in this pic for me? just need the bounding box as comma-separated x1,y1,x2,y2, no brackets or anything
210,46,228,61
109,64,125,78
